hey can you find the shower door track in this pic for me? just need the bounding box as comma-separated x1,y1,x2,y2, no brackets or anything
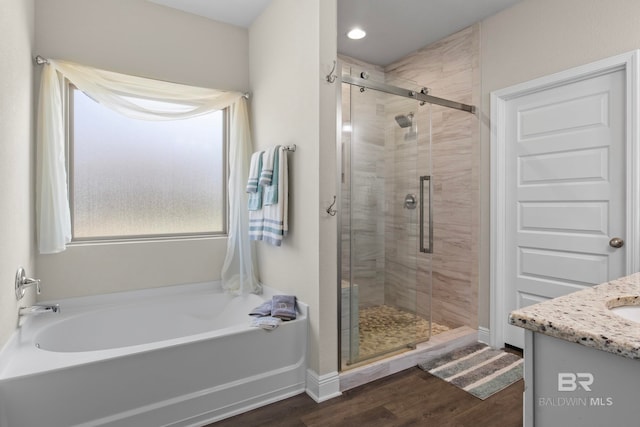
341,74,476,114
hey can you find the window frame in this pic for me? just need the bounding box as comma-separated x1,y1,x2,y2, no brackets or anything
65,82,229,244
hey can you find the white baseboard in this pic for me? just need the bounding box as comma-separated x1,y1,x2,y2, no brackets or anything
305,369,342,403
478,326,491,346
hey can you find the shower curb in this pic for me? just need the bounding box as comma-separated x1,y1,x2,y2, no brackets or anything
339,326,478,392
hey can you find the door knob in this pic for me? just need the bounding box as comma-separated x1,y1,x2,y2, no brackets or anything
609,237,625,248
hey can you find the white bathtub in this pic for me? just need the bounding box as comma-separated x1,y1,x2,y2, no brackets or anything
0,282,308,427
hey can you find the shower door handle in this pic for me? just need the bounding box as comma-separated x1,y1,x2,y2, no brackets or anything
420,175,433,254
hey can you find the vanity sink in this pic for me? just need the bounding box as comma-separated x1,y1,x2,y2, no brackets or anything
610,305,640,323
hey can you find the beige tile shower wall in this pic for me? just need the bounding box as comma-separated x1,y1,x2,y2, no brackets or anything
385,25,480,329
381,80,425,316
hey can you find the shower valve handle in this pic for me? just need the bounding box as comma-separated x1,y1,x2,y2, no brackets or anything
404,194,417,210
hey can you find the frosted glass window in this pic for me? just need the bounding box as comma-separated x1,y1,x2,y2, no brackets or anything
70,88,226,240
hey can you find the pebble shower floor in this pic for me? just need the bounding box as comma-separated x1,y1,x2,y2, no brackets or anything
357,305,451,360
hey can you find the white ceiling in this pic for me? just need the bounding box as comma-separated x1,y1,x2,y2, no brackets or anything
148,0,523,66
338,0,523,65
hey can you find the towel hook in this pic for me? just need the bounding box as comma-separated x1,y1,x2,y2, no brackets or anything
326,195,337,216
326,60,337,84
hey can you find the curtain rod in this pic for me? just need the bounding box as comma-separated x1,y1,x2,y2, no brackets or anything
33,55,250,100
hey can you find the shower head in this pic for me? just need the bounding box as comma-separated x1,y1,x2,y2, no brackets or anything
395,112,414,128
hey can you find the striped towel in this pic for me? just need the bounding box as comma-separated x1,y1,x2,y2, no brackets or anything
258,146,278,187
246,151,263,193
263,145,280,206
249,146,288,246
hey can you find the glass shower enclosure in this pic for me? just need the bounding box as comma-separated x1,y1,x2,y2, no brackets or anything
339,66,434,368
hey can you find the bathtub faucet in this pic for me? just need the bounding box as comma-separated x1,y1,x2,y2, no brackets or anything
15,267,41,300
19,304,61,316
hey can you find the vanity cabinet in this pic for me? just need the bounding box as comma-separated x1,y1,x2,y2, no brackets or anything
510,273,640,427
522,330,640,426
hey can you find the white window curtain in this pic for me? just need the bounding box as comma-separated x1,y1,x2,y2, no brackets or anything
37,59,260,294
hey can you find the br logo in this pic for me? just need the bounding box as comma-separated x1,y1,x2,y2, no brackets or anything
558,373,594,392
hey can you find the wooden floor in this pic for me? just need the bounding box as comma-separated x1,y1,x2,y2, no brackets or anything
208,365,523,427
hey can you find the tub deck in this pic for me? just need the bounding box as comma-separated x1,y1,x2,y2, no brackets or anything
0,282,308,427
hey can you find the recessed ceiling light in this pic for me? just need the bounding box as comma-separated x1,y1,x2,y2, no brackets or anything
347,28,366,40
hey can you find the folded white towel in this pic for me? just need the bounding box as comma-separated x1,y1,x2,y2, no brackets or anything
250,316,282,330
246,151,263,193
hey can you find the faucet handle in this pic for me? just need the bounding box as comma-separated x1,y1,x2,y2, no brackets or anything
23,277,41,294
15,267,41,300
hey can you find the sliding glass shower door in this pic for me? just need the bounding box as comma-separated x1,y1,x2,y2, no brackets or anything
339,66,433,368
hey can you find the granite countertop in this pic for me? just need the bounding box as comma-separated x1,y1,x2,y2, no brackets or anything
509,272,640,359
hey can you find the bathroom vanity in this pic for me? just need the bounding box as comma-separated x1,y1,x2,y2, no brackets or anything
509,273,640,427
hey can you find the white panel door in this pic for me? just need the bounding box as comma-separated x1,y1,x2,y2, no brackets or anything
504,69,625,348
